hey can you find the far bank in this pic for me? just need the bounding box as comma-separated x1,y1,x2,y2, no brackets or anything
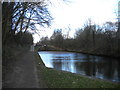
36,45,120,59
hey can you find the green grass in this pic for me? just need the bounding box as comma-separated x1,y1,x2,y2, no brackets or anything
35,52,120,88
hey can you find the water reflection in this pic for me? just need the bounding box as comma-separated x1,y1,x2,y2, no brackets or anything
38,51,120,82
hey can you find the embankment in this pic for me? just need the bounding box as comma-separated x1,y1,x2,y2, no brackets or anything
35,51,120,88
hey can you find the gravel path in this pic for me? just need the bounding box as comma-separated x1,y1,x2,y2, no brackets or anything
3,51,40,88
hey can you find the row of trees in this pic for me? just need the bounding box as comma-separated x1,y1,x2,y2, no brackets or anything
39,20,120,57
74,21,119,56
2,1,52,46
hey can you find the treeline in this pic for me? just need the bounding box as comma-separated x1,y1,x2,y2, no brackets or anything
2,2,52,47
38,21,120,58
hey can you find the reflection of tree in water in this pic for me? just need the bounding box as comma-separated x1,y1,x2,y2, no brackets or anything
74,54,119,81
74,55,97,76
73,53,81,60
79,62,96,76
73,53,91,60
92,56,96,76
52,56,71,71
63,62,71,71
51,53,120,82
95,58,119,80
52,59,62,70
103,59,116,79
117,61,120,81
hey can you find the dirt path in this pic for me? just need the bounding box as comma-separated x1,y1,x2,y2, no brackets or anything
3,51,41,88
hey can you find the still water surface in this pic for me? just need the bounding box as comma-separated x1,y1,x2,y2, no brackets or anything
38,51,120,82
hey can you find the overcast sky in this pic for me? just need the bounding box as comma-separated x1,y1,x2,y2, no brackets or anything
33,0,119,43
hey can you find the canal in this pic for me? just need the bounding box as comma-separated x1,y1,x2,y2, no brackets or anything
38,51,120,82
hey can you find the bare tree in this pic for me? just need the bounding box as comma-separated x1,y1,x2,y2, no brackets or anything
2,1,52,45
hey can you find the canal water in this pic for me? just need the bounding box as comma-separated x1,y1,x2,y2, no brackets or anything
38,51,120,82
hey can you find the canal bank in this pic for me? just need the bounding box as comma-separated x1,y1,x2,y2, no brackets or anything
38,51,120,83
35,51,120,88
36,45,120,59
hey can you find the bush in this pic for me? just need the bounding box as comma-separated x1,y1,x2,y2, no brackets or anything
15,31,33,46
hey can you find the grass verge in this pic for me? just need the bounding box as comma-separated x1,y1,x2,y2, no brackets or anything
35,51,120,88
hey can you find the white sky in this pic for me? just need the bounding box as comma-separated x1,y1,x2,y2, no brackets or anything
33,0,119,43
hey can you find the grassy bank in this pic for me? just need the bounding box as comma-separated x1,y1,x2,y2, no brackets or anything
35,52,120,88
